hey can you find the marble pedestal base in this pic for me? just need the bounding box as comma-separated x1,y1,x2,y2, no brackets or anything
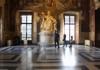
39,31,54,47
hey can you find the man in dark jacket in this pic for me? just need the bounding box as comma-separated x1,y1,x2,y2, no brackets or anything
54,30,60,48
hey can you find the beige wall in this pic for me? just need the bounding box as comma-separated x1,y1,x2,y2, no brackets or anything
32,12,40,44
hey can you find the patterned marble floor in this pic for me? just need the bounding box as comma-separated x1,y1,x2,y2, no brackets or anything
0,45,100,70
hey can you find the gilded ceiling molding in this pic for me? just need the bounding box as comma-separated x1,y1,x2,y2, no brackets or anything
0,0,5,5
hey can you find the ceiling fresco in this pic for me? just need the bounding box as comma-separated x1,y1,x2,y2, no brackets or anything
19,0,81,14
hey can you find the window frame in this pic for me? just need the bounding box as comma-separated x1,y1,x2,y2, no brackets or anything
20,12,33,40
64,14,76,41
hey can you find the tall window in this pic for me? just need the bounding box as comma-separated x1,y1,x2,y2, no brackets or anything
64,15,75,41
21,14,32,40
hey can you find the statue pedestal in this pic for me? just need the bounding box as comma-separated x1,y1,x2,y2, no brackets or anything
39,31,54,47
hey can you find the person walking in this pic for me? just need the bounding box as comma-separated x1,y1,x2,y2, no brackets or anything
62,34,67,47
54,30,60,48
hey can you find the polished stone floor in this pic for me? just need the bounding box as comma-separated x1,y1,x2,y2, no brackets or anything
0,45,100,70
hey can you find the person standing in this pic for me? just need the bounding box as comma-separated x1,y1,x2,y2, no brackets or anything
62,34,67,47
54,30,60,48
69,36,73,48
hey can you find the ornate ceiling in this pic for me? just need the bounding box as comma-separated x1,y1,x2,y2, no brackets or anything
18,0,81,14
